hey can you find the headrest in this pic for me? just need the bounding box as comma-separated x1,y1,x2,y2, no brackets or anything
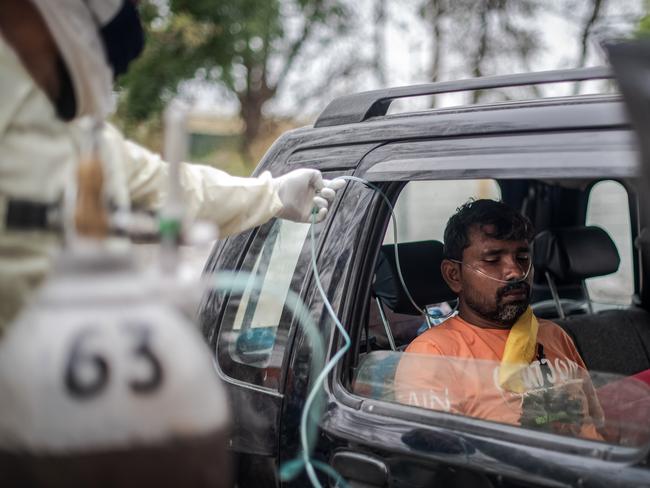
373,240,455,315
533,226,620,282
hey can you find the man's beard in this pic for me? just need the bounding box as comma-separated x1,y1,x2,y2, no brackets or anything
464,281,531,327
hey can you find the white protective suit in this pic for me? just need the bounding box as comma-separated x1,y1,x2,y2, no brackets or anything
0,32,299,332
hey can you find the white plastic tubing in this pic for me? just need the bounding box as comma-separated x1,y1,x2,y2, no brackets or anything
210,176,415,488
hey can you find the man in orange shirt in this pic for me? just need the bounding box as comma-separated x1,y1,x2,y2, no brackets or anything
394,200,603,439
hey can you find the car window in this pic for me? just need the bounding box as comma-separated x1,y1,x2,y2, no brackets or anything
217,218,312,390
384,179,501,244
359,176,650,454
370,179,499,349
586,180,634,305
353,351,650,448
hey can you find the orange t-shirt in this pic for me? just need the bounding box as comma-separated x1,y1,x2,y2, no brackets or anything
394,315,604,438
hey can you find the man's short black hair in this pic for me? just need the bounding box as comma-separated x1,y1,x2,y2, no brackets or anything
443,199,535,261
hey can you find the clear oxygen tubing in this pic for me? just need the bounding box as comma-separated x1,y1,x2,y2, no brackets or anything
207,176,422,488
338,177,453,327
341,176,425,316
447,258,533,284
202,271,337,487
280,175,425,487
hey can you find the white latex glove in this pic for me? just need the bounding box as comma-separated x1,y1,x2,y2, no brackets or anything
273,169,346,223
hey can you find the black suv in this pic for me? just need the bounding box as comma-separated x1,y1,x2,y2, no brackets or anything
200,67,650,488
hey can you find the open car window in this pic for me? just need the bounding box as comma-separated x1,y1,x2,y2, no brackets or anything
353,351,650,449
384,180,500,244
355,173,650,459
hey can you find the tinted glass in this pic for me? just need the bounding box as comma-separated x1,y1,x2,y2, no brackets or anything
586,180,634,305
354,351,650,447
217,219,311,389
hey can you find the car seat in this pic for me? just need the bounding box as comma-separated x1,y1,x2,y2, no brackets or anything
371,240,455,350
355,241,455,400
533,226,650,378
532,226,620,318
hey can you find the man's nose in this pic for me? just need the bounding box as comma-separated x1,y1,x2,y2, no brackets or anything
502,256,525,281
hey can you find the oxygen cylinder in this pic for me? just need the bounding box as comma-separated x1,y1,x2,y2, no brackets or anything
0,241,231,488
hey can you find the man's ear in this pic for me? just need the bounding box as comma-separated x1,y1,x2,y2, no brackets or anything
441,259,462,294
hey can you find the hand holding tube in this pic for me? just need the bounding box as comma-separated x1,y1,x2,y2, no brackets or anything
274,169,345,223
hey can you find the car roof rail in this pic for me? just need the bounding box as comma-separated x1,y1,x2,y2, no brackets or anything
314,66,613,128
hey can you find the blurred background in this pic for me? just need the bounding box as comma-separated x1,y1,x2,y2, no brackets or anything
113,0,650,176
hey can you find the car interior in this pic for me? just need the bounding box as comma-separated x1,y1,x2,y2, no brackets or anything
351,177,650,444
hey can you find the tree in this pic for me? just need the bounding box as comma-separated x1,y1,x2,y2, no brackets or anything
560,0,647,93
637,0,650,35
575,0,605,71
117,0,350,162
417,0,647,103
418,0,543,105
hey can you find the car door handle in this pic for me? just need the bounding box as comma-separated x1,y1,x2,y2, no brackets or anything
330,451,389,487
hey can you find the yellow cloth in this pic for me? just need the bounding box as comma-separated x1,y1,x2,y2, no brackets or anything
498,306,539,392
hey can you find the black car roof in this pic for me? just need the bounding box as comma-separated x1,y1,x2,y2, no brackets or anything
267,94,629,173
313,66,613,128
256,68,632,174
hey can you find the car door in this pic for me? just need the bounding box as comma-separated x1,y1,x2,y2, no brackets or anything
294,130,650,488
278,171,392,487
200,169,351,486
607,41,650,305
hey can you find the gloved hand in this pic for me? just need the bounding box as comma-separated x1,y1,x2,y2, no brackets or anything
273,169,346,223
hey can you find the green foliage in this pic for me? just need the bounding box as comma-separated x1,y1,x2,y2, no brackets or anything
117,2,232,122
640,0,650,36
118,0,347,120
116,0,350,160
639,15,650,37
